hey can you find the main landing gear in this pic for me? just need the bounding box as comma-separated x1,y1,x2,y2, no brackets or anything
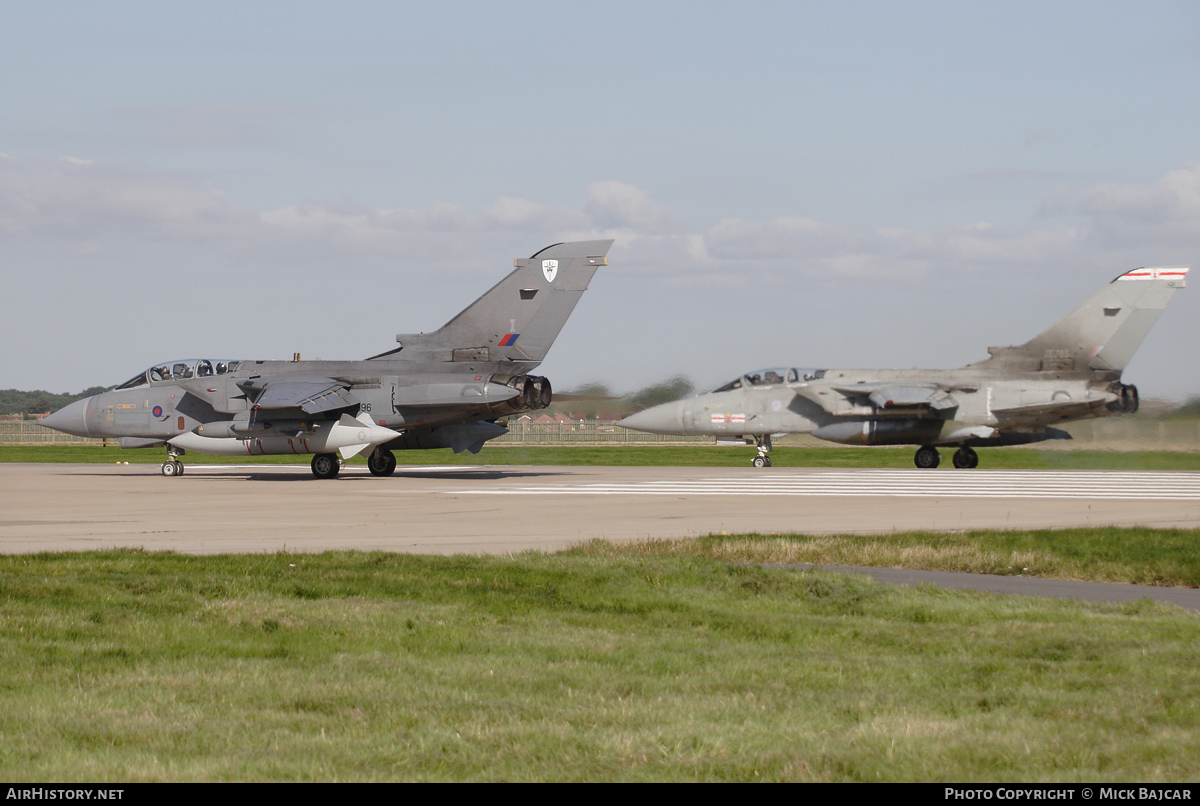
913,444,979,469
914,445,940,469
952,446,979,469
311,453,341,480
368,447,397,477
751,435,773,468
161,447,185,477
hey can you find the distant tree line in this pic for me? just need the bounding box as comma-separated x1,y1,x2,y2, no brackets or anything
0,387,111,417
556,376,695,419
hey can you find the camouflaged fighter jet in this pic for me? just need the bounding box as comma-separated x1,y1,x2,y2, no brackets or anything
619,267,1188,469
40,240,612,478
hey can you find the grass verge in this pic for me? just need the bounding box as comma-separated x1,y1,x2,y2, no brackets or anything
2,547,1199,781
578,528,1200,588
4,444,1200,469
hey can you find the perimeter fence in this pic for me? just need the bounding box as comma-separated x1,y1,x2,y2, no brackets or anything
0,421,102,445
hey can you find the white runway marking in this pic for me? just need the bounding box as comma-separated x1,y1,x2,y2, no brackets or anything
432,470,1200,501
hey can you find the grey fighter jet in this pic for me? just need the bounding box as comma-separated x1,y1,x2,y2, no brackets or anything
619,267,1188,469
41,240,612,478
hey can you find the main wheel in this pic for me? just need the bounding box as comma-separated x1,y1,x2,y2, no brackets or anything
368,448,397,477
952,446,978,469
752,455,769,468
914,445,940,469
174,461,185,476
311,453,340,479
161,461,178,477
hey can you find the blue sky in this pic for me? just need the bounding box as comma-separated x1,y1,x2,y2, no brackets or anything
3,1,1199,399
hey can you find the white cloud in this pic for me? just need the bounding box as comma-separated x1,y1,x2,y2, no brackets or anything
4,156,1194,279
4,157,1198,399
0,156,240,237
1040,162,1200,249
485,196,590,230
702,216,1079,279
582,180,679,234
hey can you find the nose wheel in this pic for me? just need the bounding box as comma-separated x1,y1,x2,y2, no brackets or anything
161,448,185,477
751,434,773,468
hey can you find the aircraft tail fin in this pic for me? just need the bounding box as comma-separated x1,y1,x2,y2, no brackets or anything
971,267,1187,374
373,240,613,366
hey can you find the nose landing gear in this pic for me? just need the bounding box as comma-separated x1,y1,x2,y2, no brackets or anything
751,435,773,468
161,447,185,477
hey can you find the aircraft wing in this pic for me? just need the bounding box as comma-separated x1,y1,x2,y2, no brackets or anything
832,382,959,413
240,377,356,414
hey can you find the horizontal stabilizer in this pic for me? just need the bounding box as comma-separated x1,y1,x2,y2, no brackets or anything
991,398,1108,427
389,421,508,453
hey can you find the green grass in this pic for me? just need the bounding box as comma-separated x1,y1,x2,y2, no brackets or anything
5,444,1200,469
582,528,1200,588
2,546,1199,781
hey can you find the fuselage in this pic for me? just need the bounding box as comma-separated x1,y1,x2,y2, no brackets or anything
618,365,1130,447
41,355,545,456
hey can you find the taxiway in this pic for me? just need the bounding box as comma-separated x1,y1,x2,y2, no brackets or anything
2,463,1198,555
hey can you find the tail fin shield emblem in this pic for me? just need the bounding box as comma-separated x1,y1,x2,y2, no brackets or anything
542,259,558,283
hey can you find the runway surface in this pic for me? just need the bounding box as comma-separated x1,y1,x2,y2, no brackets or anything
4,462,1199,608
437,468,1200,501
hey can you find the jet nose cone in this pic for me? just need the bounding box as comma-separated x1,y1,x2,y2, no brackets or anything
40,398,91,437
619,400,688,435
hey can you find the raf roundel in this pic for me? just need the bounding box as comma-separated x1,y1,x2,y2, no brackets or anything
152,405,164,418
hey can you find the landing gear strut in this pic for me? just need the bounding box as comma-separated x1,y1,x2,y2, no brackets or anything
952,446,979,469
161,447,185,477
368,447,397,477
914,445,940,469
751,434,773,468
311,453,340,480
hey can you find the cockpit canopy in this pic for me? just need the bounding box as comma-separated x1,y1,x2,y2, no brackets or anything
711,367,827,393
114,359,243,390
